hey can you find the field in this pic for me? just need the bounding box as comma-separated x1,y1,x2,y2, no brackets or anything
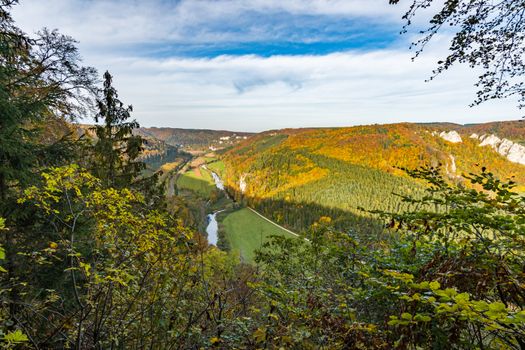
220,208,297,263
176,167,216,197
206,160,226,176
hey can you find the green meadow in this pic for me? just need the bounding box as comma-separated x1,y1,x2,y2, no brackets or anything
220,208,297,263
176,167,216,198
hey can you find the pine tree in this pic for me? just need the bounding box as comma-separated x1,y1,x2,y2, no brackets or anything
92,71,145,188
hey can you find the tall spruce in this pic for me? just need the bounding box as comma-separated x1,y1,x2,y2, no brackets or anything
92,71,144,188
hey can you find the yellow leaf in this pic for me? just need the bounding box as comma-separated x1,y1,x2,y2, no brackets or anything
209,337,221,344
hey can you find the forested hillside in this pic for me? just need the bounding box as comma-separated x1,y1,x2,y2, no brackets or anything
135,127,253,151
222,122,525,233
426,121,525,145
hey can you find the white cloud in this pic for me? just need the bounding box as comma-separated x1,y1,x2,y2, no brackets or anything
12,0,409,48
92,50,521,132
10,0,521,131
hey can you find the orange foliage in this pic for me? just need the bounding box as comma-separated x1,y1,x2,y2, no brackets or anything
224,122,525,191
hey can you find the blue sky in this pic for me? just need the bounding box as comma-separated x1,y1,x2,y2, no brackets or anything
12,0,522,131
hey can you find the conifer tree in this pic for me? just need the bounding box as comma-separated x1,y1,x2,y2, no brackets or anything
92,71,144,188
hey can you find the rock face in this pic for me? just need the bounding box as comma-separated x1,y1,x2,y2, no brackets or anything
239,174,247,193
477,134,525,165
439,130,463,143
449,155,457,174
445,154,462,179
437,130,525,166
479,134,501,148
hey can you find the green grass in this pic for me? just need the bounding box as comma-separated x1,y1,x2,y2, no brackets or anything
220,208,296,263
206,160,226,177
176,167,215,198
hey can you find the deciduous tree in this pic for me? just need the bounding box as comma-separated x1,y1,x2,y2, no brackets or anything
390,0,525,109
91,71,145,188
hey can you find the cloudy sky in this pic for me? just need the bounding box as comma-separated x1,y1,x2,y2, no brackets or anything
12,0,523,131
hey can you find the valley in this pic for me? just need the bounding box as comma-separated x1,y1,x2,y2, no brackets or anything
166,151,294,262
149,121,525,263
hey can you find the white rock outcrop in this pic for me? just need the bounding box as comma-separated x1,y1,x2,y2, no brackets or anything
239,174,247,193
439,130,462,143
477,134,525,165
479,134,501,148
470,133,479,139
449,155,457,174
506,143,525,164
445,154,461,179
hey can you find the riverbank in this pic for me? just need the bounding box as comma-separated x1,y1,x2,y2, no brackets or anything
172,155,300,260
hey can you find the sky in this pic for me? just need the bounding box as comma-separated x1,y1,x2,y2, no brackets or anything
12,0,523,132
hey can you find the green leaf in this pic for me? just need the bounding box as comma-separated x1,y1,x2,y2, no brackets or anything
401,312,412,321
515,311,525,322
414,314,432,322
429,281,440,290
488,302,506,313
4,329,28,343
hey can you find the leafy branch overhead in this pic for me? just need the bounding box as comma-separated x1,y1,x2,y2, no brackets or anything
390,0,525,109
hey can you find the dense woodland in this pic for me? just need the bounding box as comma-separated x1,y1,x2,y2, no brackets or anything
222,125,525,234
225,146,426,234
2,1,525,349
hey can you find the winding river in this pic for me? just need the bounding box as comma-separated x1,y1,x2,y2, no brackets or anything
204,166,226,246
210,171,224,190
202,165,300,245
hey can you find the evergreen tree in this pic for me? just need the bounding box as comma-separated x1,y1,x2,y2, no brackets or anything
91,71,144,188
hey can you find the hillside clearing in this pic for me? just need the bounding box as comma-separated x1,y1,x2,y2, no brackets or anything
176,167,216,198
220,207,297,263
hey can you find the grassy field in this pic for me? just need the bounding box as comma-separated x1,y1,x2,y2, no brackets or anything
220,208,297,263
176,167,216,198
206,160,226,177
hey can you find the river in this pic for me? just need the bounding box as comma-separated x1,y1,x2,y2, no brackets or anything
204,166,226,246
202,165,225,191
210,172,224,190
205,212,220,245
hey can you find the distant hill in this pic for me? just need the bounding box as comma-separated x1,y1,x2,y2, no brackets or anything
74,124,189,173
135,127,253,151
220,120,525,234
